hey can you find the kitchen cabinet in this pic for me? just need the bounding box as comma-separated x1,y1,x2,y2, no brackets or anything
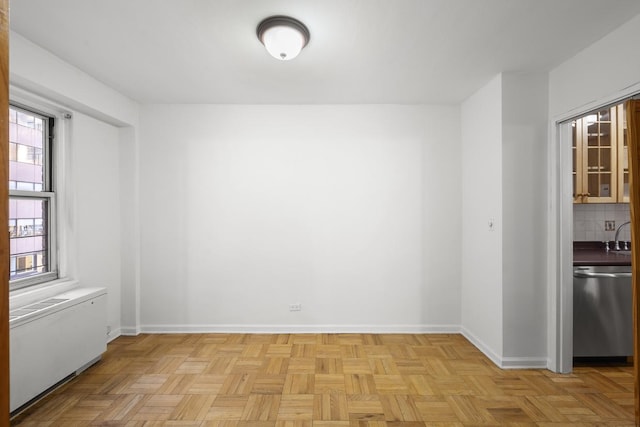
573,104,627,203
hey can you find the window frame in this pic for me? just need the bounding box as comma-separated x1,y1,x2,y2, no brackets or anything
9,103,58,290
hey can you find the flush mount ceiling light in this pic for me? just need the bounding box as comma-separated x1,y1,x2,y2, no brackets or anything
257,15,310,61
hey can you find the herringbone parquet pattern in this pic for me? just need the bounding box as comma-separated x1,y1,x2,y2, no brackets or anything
10,333,635,426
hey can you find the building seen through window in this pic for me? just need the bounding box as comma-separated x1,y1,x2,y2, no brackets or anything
8,105,55,287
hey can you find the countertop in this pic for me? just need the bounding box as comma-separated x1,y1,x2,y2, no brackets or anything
574,241,632,266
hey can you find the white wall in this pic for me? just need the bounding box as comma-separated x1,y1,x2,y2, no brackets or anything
460,72,549,368
549,14,640,119
71,113,122,336
460,75,503,361
502,72,548,362
119,127,141,335
422,110,462,327
10,31,138,127
9,30,141,339
138,104,461,331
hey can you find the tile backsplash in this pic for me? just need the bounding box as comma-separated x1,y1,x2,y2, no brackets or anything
574,203,631,242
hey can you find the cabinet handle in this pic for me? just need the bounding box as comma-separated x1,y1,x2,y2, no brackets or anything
574,271,632,278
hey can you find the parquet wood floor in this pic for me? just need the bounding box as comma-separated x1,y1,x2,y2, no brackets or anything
10,333,635,426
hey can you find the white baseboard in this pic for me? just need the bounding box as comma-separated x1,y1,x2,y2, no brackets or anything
461,326,548,369
120,327,141,336
501,356,549,369
138,324,462,334
106,327,122,343
115,324,547,369
460,326,502,367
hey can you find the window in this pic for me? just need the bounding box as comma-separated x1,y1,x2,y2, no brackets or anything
9,105,56,289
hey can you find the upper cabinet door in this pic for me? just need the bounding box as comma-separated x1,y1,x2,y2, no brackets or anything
573,106,619,203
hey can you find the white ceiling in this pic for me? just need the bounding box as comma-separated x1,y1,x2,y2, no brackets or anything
9,0,640,105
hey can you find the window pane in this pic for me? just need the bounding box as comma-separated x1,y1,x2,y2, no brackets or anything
8,105,55,289
9,107,45,191
16,111,35,128
16,144,30,163
9,198,48,281
34,147,43,165
16,182,34,191
15,145,40,164
11,253,46,277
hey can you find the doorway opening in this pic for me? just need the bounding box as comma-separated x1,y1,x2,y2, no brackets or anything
572,102,633,367
557,96,638,373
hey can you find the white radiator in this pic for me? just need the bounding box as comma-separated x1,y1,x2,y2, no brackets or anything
9,287,107,412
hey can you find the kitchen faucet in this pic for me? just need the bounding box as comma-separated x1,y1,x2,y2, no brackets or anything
614,221,631,251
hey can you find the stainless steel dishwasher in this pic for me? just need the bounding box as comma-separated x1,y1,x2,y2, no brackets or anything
573,265,633,357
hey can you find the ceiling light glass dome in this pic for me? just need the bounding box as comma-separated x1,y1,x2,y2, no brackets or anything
257,16,310,61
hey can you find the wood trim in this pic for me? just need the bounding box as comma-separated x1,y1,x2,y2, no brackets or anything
0,0,9,425
618,104,630,202
573,115,587,203
611,105,619,201
626,99,640,426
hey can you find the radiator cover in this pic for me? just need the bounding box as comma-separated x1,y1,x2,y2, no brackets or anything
10,287,107,412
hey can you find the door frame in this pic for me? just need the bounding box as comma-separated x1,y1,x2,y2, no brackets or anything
547,88,640,373
550,85,640,373
549,115,574,374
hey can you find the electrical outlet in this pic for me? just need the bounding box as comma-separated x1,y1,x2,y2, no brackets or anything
605,220,615,231
289,303,301,312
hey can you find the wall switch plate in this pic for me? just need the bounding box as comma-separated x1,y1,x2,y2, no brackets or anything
289,303,301,312
605,220,615,231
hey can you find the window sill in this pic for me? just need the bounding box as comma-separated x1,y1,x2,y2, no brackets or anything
9,277,79,310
